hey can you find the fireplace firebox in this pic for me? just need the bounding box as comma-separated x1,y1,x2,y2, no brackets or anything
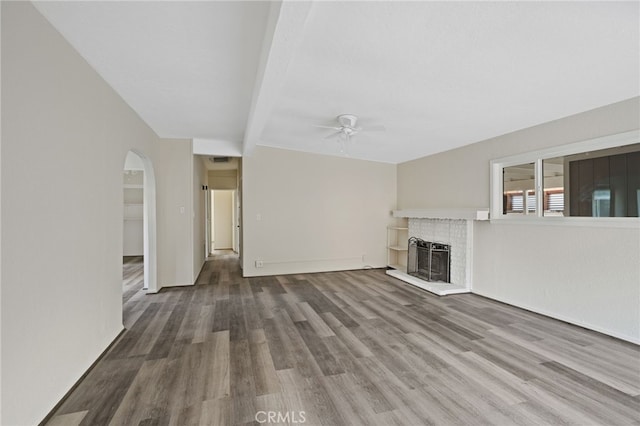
407,237,451,283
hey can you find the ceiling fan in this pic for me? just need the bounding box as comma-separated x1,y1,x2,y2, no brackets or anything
314,114,385,154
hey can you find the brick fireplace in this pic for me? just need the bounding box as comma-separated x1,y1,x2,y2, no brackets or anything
386,208,488,296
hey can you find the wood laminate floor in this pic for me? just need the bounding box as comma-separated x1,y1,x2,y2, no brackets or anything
46,254,640,425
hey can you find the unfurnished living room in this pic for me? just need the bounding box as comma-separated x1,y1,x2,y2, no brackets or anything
1,1,639,425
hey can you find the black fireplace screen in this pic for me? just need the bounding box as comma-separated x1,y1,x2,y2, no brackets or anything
407,237,451,283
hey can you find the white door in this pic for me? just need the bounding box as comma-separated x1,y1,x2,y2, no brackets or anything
213,190,234,250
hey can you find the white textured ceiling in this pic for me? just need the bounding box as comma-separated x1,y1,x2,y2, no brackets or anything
35,1,639,164
33,1,270,142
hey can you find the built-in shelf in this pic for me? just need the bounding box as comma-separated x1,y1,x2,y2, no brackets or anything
387,223,408,271
393,208,489,220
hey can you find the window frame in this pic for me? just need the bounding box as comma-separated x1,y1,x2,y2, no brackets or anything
489,130,640,228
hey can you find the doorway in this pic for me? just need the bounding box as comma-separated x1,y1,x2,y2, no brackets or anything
200,155,241,261
210,189,236,253
122,162,145,325
122,150,158,300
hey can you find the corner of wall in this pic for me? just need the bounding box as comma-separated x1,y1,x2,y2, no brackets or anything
241,146,397,277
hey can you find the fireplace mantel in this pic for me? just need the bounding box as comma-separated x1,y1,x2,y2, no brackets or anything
393,208,489,221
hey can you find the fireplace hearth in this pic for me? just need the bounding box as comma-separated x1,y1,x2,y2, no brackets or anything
407,237,451,283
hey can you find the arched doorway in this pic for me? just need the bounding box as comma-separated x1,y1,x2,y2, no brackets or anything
123,150,158,293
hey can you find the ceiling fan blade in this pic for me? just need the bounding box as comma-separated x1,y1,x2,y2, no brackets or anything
324,130,344,139
313,124,341,130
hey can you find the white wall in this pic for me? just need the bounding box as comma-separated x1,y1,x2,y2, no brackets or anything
154,138,195,287
398,97,640,343
2,3,154,423
213,190,234,249
1,3,197,424
243,146,397,276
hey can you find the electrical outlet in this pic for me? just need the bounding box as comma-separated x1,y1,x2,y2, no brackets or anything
255,260,264,268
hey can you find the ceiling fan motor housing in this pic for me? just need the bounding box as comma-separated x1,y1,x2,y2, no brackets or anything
337,114,358,129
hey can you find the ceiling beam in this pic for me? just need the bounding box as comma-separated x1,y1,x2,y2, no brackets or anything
242,1,314,156
193,138,243,157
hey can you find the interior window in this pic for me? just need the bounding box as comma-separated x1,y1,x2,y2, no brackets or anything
543,157,565,216
491,132,640,221
565,144,640,217
503,163,536,215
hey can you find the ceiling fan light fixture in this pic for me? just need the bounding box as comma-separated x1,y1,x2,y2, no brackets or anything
314,114,385,156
